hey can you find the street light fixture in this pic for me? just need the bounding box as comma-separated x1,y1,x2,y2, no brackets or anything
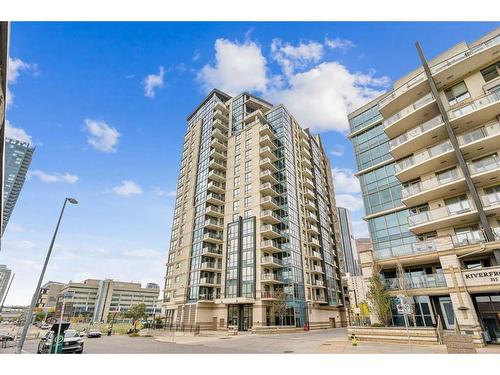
15,197,78,354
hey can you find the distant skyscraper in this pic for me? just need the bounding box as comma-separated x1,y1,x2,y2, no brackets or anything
2,138,34,233
0,264,12,304
337,207,360,276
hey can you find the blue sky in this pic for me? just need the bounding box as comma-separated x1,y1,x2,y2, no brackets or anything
2,22,499,305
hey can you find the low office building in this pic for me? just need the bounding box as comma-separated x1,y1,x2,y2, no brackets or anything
36,281,64,310
57,279,160,323
349,28,500,345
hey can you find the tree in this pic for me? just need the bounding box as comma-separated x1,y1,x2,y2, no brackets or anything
366,266,392,326
123,304,148,333
266,289,287,326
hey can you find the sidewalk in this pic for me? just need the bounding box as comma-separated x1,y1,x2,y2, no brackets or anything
153,329,251,345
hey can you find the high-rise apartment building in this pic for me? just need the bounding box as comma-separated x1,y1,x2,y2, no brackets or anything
2,138,35,233
163,89,345,331
337,207,360,276
349,28,500,345
0,264,12,305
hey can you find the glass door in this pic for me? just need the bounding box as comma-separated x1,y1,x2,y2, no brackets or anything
439,297,455,330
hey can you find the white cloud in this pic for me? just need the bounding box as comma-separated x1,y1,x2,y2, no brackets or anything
143,66,165,98
6,223,25,233
30,170,79,184
266,61,389,133
7,57,38,108
112,180,143,197
193,50,201,61
122,248,162,258
197,38,268,95
271,39,324,76
352,220,369,238
5,119,33,144
330,145,344,157
84,118,121,153
331,168,361,194
325,37,356,52
4,239,36,250
153,187,177,198
335,194,365,212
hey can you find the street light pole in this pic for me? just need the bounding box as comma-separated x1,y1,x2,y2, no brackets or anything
15,197,78,354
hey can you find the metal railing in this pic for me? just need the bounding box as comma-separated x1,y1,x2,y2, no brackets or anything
468,155,500,175
408,200,474,226
401,168,463,199
389,114,443,150
383,273,447,290
457,121,500,146
384,93,435,128
449,91,500,120
395,140,453,173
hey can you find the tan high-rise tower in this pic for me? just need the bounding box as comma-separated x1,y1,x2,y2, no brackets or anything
163,89,345,331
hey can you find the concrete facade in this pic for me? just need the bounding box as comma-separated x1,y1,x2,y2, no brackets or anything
164,90,346,331
349,28,500,346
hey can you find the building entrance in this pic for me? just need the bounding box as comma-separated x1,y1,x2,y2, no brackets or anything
438,297,455,330
473,294,500,344
227,304,253,331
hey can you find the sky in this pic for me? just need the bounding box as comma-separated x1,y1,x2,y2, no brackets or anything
2,21,499,305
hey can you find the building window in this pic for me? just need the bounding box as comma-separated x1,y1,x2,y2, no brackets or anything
234,165,240,175
233,188,240,198
234,176,240,186
480,61,500,83
245,172,252,183
233,201,240,211
244,196,251,208
232,213,239,221
245,160,251,170
445,81,470,106
244,209,252,218
245,184,252,195
245,149,251,159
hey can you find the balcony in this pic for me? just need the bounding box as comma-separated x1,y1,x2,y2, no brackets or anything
301,147,311,159
260,196,279,210
206,206,224,218
304,188,315,200
303,177,314,189
261,291,277,300
302,157,312,169
383,273,447,291
260,225,281,239
468,155,500,184
260,210,280,225
299,136,310,149
207,181,225,194
204,218,223,231
261,256,283,268
261,273,283,284
260,170,278,184
212,128,228,142
311,279,325,288
206,192,225,206
312,294,327,303
201,246,223,258
199,277,219,286
261,240,281,253
307,251,322,261
304,199,316,211
260,182,279,197
394,140,455,182
448,91,500,132
210,148,227,160
481,191,500,216
198,294,216,302
309,265,324,274
260,135,276,149
401,168,466,207
389,115,445,160
384,93,439,139
260,157,278,173
211,138,227,152
260,124,276,139
212,118,228,131
305,212,318,223
302,167,313,179
307,224,320,235
459,121,500,158
203,232,223,245
431,34,500,88
259,146,277,161
378,72,430,117
200,261,222,272
214,101,229,115
308,237,321,248
208,170,225,183
408,200,477,234
244,109,266,125
209,158,227,171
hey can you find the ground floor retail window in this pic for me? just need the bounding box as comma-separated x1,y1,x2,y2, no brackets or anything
473,294,500,344
227,304,253,331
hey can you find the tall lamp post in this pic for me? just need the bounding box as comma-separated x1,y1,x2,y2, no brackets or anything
15,197,78,354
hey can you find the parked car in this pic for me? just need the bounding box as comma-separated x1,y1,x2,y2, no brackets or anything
37,329,84,354
86,329,101,338
0,333,14,341
40,323,51,330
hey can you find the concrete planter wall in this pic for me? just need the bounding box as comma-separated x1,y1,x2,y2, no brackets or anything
347,326,440,345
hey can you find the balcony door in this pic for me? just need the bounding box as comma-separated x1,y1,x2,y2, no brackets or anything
439,297,455,330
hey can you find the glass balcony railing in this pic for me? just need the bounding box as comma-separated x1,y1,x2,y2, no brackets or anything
481,191,500,208
389,115,443,151
383,273,447,290
401,168,463,199
451,230,487,247
431,34,500,75
449,91,500,120
408,200,474,226
458,121,500,146
395,140,453,173
384,93,435,129
379,72,427,109
468,155,500,175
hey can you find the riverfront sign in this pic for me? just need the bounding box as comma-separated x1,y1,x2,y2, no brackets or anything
462,267,500,287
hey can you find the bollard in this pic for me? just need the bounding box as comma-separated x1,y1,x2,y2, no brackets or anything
351,334,358,346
